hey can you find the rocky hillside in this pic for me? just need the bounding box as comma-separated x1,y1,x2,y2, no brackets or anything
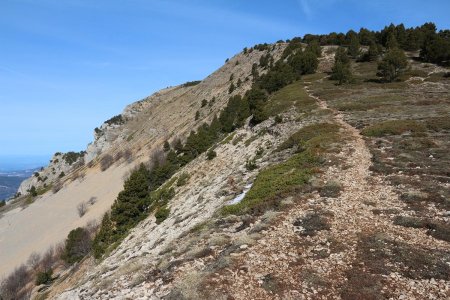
1,23,449,300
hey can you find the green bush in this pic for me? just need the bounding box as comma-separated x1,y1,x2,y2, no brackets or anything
62,151,86,165
155,206,170,224
29,186,38,197
362,120,425,137
35,269,53,285
105,114,124,126
163,140,170,152
223,150,320,215
274,115,283,124
245,158,257,171
176,173,190,186
290,50,319,75
182,81,201,87
62,227,91,264
206,149,217,160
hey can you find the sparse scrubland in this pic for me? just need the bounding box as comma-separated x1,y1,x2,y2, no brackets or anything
1,22,450,300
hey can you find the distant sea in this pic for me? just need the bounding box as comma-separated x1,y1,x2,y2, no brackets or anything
0,155,50,202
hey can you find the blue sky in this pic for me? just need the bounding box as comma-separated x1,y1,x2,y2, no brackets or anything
0,0,449,162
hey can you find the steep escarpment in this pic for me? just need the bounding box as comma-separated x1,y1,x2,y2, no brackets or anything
0,42,286,283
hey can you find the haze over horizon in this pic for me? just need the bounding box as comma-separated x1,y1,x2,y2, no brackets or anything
1,0,449,158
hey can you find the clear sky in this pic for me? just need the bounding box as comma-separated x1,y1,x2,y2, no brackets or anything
0,0,449,160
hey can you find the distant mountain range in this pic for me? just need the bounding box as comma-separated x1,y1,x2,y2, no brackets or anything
0,169,38,201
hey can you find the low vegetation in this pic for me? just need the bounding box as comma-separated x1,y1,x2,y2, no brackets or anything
182,80,201,87
62,151,86,165
362,120,426,137
105,114,124,126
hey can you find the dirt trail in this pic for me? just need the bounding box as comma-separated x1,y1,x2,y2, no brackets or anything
210,82,450,299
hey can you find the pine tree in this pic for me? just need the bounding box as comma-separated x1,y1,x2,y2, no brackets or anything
306,40,322,57
377,48,408,82
334,47,350,64
348,36,360,58
331,47,352,84
386,33,399,49
331,61,352,85
367,42,380,61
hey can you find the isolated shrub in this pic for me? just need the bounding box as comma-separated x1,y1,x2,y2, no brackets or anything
245,158,258,171
29,186,38,197
58,172,65,178
77,202,88,217
100,154,114,171
274,115,283,124
62,227,91,264
319,181,342,198
35,269,53,285
172,138,183,153
293,212,331,236
163,140,171,152
155,206,170,224
88,196,97,205
177,173,190,186
0,200,5,207
206,149,217,160
195,111,200,120
331,61,352,85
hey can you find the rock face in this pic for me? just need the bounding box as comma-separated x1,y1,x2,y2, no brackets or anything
18,152,84,195
17,44,284,199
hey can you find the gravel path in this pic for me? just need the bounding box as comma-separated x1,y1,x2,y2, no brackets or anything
208,82,450,299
